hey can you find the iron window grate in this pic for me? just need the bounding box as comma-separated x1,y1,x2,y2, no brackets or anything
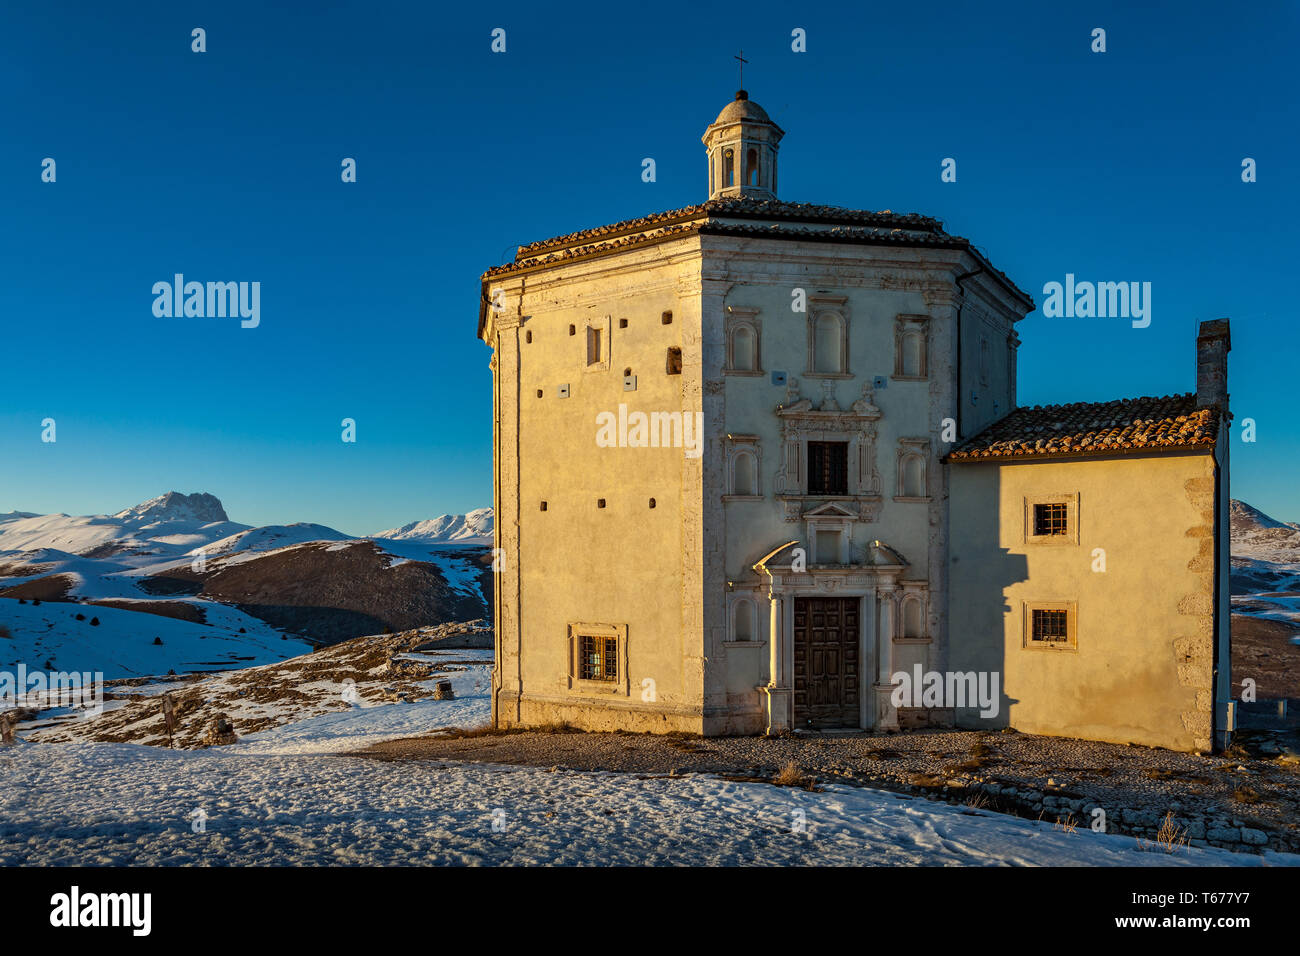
579,635,618,681
1031,609,1070,643
1033,502,1068,536
807,441,848,495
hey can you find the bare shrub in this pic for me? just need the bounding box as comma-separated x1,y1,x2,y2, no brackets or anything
774,761,815,789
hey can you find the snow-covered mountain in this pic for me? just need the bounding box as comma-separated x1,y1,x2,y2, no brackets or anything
1,493,495,671
202,522,352,558
112,491,230,525
0,491,249,557
1230,499,1300,565
1229,499,1300,644
372,507,494,544
0,493,495,559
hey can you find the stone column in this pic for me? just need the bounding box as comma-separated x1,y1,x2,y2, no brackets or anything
769,590,784,686
874,584,900,729
761,585,792,733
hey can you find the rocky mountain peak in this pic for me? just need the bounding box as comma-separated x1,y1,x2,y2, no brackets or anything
113,492,229,525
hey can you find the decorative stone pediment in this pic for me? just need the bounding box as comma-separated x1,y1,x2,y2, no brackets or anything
773,378,883,510
860,539,908,569
802,501,857,519
751,535,908,588
776,378,881,423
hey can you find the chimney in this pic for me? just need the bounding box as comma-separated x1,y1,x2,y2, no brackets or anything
1195,319,1231,409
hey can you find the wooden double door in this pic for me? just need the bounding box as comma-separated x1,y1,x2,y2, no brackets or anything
792,597,861,728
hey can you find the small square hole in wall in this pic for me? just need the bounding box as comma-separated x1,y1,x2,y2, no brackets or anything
648,498,656,508
666,347,682,375
619,318,628,329
569,324,576,336
540,501,547,511
662,311,672,325
536,389,543,398
525,330,532,343
597,498,606,509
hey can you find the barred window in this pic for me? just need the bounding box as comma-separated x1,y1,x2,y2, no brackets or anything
579,634,618,682
1031,609,1070,644
1033,502,1068,536
807,441,848,495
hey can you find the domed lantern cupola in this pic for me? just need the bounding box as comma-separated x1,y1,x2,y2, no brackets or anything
702,88,784,201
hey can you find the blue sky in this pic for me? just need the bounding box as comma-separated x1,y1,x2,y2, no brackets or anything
1,0,1296,533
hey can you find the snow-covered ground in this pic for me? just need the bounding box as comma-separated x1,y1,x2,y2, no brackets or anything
16,631,494,747
4,658,1298,867
0,596,308,679
5,744,1298,867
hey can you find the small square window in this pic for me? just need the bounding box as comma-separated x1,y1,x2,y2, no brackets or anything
1033,503,1068,536
597,498,606,509
578,634,618,682
662,311,673,325
1031,609,1069,643
1025,495,1078,545
619,318,628,329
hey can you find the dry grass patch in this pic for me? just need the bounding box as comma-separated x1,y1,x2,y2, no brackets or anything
1222,741,1252,761
1153,812,1190,853
908,773,946,789
773,761,816,789
1054,813,1079,834
1231,785,1262,805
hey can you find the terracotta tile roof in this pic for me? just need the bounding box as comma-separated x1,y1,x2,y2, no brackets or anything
505,198,944,260
480,197,1031,307
947,393,1220,462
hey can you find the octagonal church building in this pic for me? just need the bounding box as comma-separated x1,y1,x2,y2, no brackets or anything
478,90,1233,753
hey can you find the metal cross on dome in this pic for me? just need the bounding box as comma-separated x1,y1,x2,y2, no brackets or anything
735,50,748,89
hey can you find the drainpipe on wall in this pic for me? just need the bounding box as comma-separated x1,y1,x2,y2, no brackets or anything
513,277,525,725
953,268,983,440
1211,456,1222,751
